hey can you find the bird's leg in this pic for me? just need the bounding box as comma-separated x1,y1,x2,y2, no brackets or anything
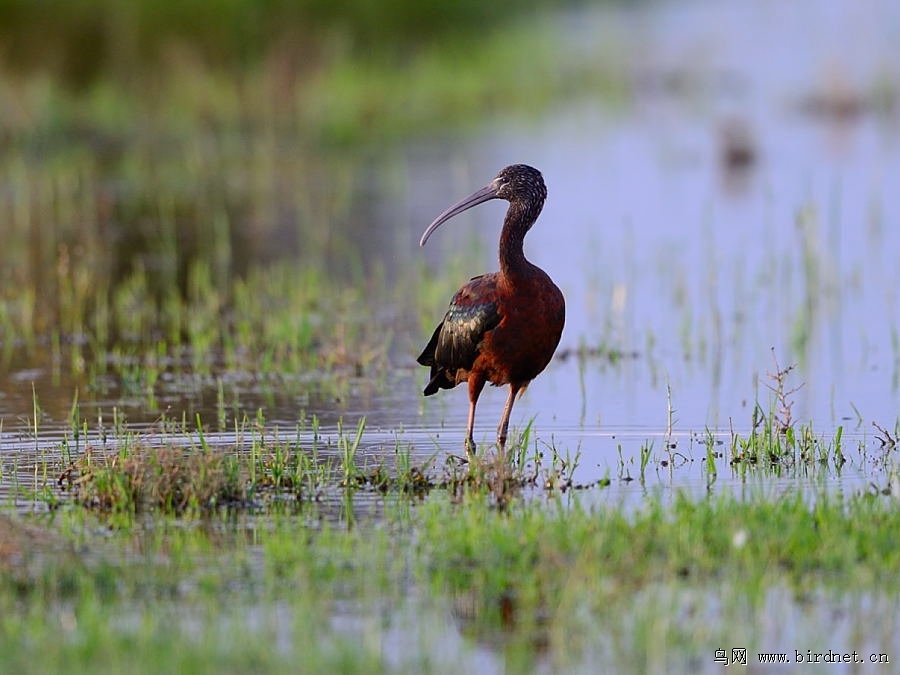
466,376,486,459
496,383,522,455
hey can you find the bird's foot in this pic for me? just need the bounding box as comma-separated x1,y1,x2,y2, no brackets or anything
464,437,477,463
496,437,508,459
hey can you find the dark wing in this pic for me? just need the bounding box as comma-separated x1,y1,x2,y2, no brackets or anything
417,274,500,395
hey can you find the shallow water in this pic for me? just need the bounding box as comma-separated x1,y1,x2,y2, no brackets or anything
2,0,900,500
401,0,900,485
4,5,900,674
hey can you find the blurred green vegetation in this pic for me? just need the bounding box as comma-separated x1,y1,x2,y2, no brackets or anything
0,0,628,384
0,0,625,145
4,485,900,672
0,0,577,86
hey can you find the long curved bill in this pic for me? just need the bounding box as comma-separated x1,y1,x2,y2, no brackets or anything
419,180,500,247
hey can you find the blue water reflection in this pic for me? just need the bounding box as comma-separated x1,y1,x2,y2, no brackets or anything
410,0,900,453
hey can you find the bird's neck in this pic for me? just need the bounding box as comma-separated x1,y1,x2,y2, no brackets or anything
498,202,538,279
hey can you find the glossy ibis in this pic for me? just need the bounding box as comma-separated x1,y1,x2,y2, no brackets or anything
417,164,565,456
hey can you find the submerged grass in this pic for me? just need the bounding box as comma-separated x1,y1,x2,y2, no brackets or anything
4,483,900,672
45,414,601,517
10,362,891,520
3,374,900,671
58,445,245,514
50,414,437,516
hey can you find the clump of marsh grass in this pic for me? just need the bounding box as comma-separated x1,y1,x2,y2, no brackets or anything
725,352,850,474
44,409,605,519
58,446,245,515
49,413,444,517
441,421,602,509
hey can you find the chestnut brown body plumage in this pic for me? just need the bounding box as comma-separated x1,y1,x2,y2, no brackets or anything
417,164,565,455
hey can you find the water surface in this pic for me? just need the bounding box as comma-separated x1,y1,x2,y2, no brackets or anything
2,0,900,499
